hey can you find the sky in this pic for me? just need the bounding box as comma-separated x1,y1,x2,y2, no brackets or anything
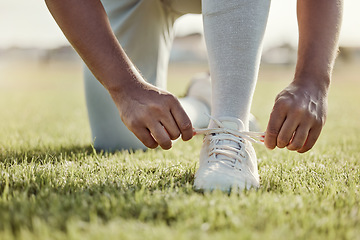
0,0,359,49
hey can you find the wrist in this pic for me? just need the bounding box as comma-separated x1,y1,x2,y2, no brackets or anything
101,61,144,97
293,70,331,93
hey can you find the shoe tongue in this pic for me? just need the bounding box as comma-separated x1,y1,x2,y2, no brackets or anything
215,134,242,161
222,121,239,130
210,117,246,162
219,120,244,153
221,118,247,132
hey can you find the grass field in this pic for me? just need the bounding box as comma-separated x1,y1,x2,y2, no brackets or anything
0,59,359,240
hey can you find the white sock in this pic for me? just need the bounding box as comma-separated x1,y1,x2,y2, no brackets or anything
202,0,271,130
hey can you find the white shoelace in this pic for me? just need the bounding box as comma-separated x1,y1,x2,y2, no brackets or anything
194,116,265,166
194,115,265,144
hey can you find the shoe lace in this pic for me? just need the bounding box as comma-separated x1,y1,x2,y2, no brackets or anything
194,116,265,166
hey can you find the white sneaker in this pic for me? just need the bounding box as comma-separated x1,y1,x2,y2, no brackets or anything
193,116,264,192
186,72,211,110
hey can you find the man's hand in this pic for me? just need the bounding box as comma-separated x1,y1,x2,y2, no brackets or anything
264,0,343,153
109,77,193,150
264,80,328,153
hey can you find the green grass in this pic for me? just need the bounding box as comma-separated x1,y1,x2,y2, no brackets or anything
0,60,359,240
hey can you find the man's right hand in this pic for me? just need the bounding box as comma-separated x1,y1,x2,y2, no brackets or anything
109,76,193,150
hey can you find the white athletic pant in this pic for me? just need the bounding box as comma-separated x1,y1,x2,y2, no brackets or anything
84,0,270,151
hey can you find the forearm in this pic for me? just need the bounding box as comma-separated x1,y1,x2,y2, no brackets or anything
45,0,138,93
295,0,343,90
46,0,193,148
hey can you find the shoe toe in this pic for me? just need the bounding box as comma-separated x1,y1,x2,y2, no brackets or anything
194,165,259,192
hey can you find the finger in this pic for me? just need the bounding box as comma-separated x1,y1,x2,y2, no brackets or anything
148,123,172,150
287,124,311,151
265,107,287,150
160,117,181,141
132,128,158,149
297,127,322,153
276,116,300,148
170,102,193,141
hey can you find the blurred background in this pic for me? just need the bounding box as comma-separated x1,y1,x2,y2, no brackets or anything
1,0,359,62
0,0,359,140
